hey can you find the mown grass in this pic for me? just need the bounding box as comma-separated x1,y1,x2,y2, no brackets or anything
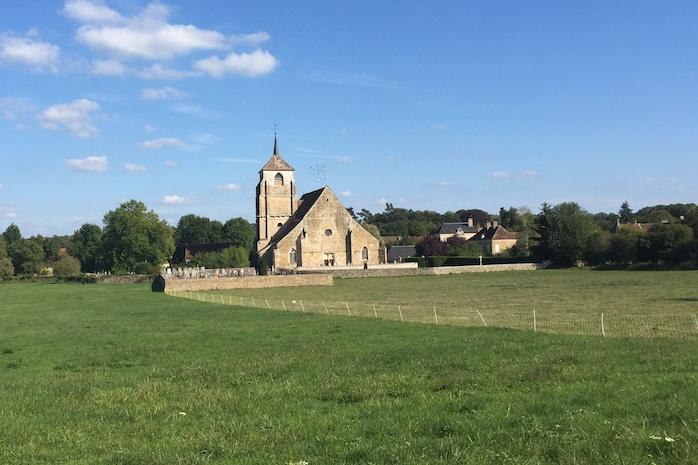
196,270,698,337
1,281,697,464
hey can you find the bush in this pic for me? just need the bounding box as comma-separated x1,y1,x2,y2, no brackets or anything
53,256,81,277
190,246,250,269
0,256,14,280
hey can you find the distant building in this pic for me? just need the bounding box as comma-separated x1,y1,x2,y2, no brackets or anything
611,218,654,233
256,137,381,269
387,245,416,263
437,218,479,242
469,223,518,255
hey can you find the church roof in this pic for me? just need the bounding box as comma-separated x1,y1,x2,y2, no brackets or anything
265,187,327,246
260,135,294,172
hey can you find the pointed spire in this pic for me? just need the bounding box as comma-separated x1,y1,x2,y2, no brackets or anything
273,124,279,155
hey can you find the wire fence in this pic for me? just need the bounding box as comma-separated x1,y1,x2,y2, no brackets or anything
165,289,698,339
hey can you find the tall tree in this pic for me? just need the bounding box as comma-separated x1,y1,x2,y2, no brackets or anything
534,202,597,267
7,237,45,275
456,209,490,226
223,217,255,250
71,224,104,272
0,236,14,279
645,223,694,263
174,214,224,246
618,201,633,223
3,223,21,245
102,200,175,274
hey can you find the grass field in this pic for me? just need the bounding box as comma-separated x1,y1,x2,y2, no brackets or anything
1,277,697,464
187,270,698,338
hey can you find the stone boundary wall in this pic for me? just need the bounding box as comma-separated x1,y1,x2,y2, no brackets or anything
164,274,333,291
301,262,545,278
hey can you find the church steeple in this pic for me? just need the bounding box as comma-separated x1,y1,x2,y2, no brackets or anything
260,134,294,172
273,131,278,155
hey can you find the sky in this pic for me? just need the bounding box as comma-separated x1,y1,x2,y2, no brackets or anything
1,0,698,236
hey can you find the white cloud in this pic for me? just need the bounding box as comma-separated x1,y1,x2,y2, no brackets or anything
230,31,270,46
144,124,156,132
0,34,60,71
218,183,240,191
91,58,126,75
0,206,17,219
125,163,147,172
63,0,125,24
140,86,186,100
72,2,228,60
194,49,277,77
490,170,538,180
162,194,188,205
339,191,352,198
334,155,352,164
66,155,108,172
519,170,538,180
136,63,196,80
164,159,176,167
190,132,215,144
39,98,101,138
140,137,187,150
0,97,34,120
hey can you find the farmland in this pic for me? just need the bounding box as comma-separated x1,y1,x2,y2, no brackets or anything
1,273,697,464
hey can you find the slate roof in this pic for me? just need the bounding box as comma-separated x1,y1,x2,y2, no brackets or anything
265,187,327,246
469,225,518,241
613,222,653,233
437,222,479,234
387,245,416,261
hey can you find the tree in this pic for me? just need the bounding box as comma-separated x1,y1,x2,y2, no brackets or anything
7,237,45,275
415,235,448,256
446,236,481,257
43,235,72,262
71,224,104,272
608,230,643,264
618,201,633,223
498,207,519,229
643,209,676,224
223,217,255,250
3,223,21,245
361,223,381,241
645,223,694,263
53,255,81,277
534,202,597,267
174,214,224,246
102,200,175,274
584,230,611,265
0,237,14,279
456,209,490,226
190,247,250,268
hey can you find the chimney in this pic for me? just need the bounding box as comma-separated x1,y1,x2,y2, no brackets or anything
467,217,474,228
485,221,491,229
493,220,498,228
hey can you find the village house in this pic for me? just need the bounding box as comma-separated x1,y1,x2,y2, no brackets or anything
468,222,519,255
436,219,479,242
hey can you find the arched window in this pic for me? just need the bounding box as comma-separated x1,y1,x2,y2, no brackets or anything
274,173,284,186
289,248,297,264
362,247,369,261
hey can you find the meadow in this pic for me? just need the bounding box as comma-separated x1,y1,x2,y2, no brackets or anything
188,270,698,338
0,274,697,464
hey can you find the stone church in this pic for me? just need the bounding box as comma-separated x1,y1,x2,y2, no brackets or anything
256,138,380,270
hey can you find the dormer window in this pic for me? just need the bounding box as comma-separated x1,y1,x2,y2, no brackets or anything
274,173,284,186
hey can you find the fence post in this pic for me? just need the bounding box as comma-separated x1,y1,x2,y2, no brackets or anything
265,299,270,309
433,306,439,325
601,313,606,337
533,309,537,332
220,294,224,305
692,314,698,333
398,305,403,322
345,303,351,317
372,304,377,318
282,300,287,311
300,300,305,312
477,310,488,327
323,302,329,315
252,297,256,308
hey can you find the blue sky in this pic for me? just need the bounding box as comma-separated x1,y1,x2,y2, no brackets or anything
1,0,697,235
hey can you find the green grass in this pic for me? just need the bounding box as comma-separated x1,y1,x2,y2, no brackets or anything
191,270,698,337
1,278,697,464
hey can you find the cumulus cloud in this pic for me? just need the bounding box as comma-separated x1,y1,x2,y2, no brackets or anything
63,0,125,24
339,191,352,198
140,86,186,100
39,98,101,138
0,97,34,120
162,194,188,205
136,63,196,80
194,49,277,77
0,206,17,219
0,34,60,71
125,163,147,172
140,137,188,150
66,155,108,172
490,170,539,180
91,58,126,75
217,183,240,191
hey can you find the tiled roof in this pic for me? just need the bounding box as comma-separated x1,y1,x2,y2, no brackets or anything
470,225,518,241
260,153,294,172
438,222,479,234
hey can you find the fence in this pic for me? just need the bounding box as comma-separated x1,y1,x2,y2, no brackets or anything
164,289,698,339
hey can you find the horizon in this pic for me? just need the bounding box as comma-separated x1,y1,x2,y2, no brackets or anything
2,0,698,236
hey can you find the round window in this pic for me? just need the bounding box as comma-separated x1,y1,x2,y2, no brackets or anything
324,229,333,236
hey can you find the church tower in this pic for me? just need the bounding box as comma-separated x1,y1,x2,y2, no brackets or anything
256,135,297,254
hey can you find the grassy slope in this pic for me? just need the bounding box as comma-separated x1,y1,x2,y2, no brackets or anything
0,282,696,465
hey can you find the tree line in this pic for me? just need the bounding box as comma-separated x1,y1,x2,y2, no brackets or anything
0,200,255,279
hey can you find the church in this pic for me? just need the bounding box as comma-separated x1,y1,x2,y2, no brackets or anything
255,138,380,270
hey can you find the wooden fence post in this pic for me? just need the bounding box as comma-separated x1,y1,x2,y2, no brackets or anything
398,305,403,322
433,306,439,325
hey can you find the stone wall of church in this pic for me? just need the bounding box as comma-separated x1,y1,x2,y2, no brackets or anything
270,189,380,268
